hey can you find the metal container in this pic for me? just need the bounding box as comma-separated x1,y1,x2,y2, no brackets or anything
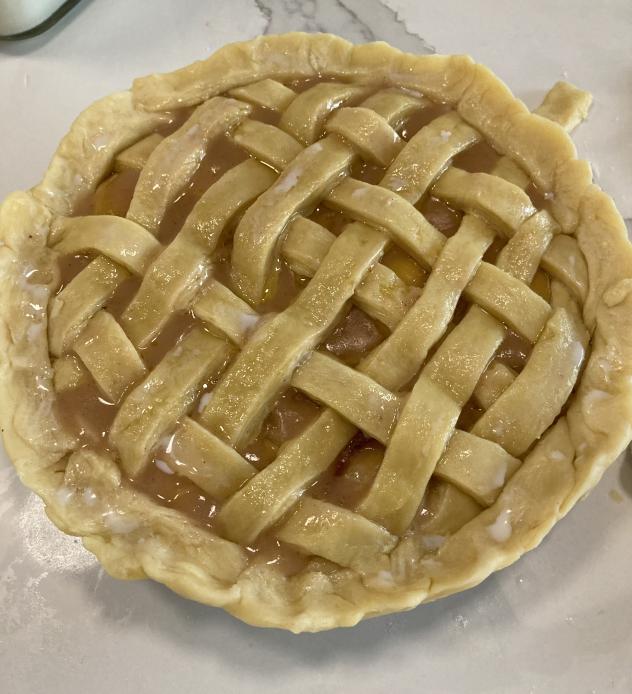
0,0,79,38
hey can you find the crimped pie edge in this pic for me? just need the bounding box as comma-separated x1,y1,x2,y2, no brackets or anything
1,33,631,632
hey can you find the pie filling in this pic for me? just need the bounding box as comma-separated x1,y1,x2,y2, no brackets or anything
50,76,587,576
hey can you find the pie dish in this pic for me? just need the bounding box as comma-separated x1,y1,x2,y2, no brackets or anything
1,32,632,633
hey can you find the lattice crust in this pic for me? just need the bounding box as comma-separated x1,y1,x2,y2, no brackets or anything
1,34,632,634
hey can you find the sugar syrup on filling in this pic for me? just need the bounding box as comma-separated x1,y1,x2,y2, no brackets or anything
53,80,544,574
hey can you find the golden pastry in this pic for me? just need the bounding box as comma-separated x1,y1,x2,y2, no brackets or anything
1,33,631,632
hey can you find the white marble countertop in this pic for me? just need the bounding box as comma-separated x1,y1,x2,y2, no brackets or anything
1,2,631,693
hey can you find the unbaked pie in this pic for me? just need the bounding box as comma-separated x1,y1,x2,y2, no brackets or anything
1,33,631,632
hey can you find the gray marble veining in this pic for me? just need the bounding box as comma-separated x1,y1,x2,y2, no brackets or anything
254,0,435,52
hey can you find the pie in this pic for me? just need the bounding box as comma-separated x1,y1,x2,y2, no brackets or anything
1,33,632,633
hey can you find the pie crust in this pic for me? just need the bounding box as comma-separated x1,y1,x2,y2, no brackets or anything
1,33,632,632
